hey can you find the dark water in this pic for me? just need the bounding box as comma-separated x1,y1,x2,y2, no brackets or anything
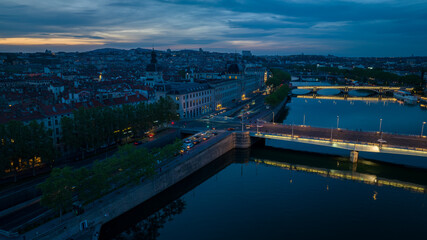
283,97,427,135
101,148,427,240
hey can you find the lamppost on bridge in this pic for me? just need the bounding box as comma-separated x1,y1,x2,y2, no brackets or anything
379,118,383,134
421,122,426,138
291,122,294,138
303,114,306,126
336,116,340,129
272,112,275,124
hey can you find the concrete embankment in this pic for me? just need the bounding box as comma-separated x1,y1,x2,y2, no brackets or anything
24,131,252,240
259,96,289,123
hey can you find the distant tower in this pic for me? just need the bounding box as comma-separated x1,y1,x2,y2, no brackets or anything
146,48,158,72
145,49,166,92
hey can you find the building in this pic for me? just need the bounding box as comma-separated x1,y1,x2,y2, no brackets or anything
167,83,213,119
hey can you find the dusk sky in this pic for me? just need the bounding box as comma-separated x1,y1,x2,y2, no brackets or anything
1,0,426,56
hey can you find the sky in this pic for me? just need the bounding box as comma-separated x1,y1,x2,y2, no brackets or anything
0,0,426,56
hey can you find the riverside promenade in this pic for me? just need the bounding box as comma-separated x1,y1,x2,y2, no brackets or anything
13,130,251,240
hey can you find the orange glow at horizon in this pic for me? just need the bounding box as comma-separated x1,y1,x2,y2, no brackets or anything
0,38,106,46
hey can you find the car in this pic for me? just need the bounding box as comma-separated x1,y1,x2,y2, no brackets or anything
183,142,194,149
227,127,235,131
133,141,143,145
184,139,192,144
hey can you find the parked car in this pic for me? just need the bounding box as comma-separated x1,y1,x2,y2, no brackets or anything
227,127,235,131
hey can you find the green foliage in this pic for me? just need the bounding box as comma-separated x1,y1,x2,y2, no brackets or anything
318,66,423,87
265,85,290,106
39,139,182,213
61,97,179,154
266,68,291,87
38,167,76,214
0,120,54,177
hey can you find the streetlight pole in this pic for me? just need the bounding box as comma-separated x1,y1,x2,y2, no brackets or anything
257,119,259,134
421,122,426,137
336,116,339,129
303,114,306,126
379,118,382,133
291,123,294,138
272,112,275,124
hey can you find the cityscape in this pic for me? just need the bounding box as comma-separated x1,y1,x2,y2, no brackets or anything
1,0,427,240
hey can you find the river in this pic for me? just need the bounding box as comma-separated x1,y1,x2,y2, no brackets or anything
283,91,427,135
99,91,427,239
100,147,427,240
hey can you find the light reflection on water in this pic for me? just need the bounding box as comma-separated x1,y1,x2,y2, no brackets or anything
283,97,427,135
105,148,427,240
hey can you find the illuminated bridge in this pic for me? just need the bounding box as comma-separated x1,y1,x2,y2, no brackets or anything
296,95,397,101
248,123,427,169
295,85,414,93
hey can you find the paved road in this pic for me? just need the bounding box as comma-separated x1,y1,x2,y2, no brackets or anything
16,131,229,240
0,128,179,234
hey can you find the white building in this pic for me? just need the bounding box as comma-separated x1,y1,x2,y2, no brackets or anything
167,83,213,119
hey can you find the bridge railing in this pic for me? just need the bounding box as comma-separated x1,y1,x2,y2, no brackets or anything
253,131,427,153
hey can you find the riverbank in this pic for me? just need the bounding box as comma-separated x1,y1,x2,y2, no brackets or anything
18,131,252,240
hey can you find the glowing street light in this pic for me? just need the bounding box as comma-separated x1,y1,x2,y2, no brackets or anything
421,122,426,138
379,118,383,133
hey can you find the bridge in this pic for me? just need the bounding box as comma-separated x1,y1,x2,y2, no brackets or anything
296,95,397,101
295,85,414,93
248,123,427,168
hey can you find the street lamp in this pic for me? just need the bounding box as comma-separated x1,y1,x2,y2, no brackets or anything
336,116,339,129
421,122,426,138
303,114,306,126
379,118,382,133
272,112,275,124
291,122,294,138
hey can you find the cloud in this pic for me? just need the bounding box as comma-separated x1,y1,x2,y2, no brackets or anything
0,0,426,56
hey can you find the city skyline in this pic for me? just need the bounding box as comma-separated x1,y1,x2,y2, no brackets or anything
1,0,427,56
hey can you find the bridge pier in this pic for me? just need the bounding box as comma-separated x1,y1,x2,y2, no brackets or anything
350,150,358,163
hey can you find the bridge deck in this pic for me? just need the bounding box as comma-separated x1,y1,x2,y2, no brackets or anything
259,123,427,150
295,85,413,91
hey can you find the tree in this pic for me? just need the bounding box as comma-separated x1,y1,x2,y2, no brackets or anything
27,121,55,175
38,167,76,222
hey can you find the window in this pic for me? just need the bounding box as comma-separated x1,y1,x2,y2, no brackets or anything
56,128,59,134
55,119,58,125
48,121,51,127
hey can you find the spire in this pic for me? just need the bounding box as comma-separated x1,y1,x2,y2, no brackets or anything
146,48,158,72
150,48,157,65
